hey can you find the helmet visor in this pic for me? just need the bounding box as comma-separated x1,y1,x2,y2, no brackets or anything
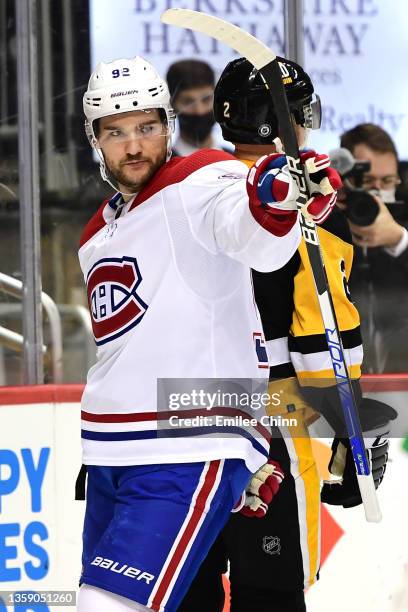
303,93,321,130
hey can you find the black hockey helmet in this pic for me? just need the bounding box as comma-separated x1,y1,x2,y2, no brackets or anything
214,57,321,145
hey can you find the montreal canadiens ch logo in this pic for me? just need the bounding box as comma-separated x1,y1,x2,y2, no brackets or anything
86,256,148,345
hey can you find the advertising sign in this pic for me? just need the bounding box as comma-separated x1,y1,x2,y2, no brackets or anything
90,0,408,157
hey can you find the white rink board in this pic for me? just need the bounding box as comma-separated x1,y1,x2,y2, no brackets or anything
0,390,84,612
0,384,407,611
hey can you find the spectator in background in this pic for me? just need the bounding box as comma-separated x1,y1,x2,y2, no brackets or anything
340,123,408,372
166,59,221,155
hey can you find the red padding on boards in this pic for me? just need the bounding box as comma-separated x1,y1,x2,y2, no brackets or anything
0,384,84,405
0,375,408,406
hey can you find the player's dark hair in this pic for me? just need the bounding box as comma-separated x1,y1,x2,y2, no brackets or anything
340,123,398,159
93,118,100,138
166,60,215,105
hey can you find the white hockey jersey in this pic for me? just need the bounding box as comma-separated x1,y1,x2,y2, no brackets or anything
78,150,300,472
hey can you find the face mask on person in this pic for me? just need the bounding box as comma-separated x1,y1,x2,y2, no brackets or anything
178,111,215,143
370,188,396,204
378,188,396,203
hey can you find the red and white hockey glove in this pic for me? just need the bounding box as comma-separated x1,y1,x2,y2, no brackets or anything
246,154,298,236
247,152,342,230
300,150,342,223
234,460,284,518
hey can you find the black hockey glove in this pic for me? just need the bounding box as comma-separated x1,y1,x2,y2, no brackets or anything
321,398,397,508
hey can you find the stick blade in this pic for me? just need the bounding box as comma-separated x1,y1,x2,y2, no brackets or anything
161,8,275,70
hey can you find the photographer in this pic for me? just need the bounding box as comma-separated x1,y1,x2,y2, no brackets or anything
335,123,408,372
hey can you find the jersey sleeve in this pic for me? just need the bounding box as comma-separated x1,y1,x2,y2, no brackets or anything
179,156,301,273
252,253,299,380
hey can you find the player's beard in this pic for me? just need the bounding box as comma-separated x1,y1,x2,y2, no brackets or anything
104,147,167,193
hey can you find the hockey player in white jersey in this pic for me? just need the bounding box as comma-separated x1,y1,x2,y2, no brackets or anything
77,56,339,612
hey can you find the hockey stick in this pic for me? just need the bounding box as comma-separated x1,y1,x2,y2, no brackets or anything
161,8,381,522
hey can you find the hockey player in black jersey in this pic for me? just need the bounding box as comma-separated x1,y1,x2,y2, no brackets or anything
179,57,397,612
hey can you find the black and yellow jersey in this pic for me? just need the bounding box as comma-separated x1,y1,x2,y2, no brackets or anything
215,157,365,591
253,206,363,386
249,183,363,589
238,154,363,392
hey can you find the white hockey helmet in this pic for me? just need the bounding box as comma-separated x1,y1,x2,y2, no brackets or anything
83,56,175,189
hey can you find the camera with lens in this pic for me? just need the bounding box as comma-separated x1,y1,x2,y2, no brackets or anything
329,148,407,227
341,160,380,227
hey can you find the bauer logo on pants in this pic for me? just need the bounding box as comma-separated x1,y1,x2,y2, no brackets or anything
90,557,155,583
86,256,148,345
262,535,281,555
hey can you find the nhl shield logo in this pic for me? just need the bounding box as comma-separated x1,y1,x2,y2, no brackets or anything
262,536,281,555
87,256,148,345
